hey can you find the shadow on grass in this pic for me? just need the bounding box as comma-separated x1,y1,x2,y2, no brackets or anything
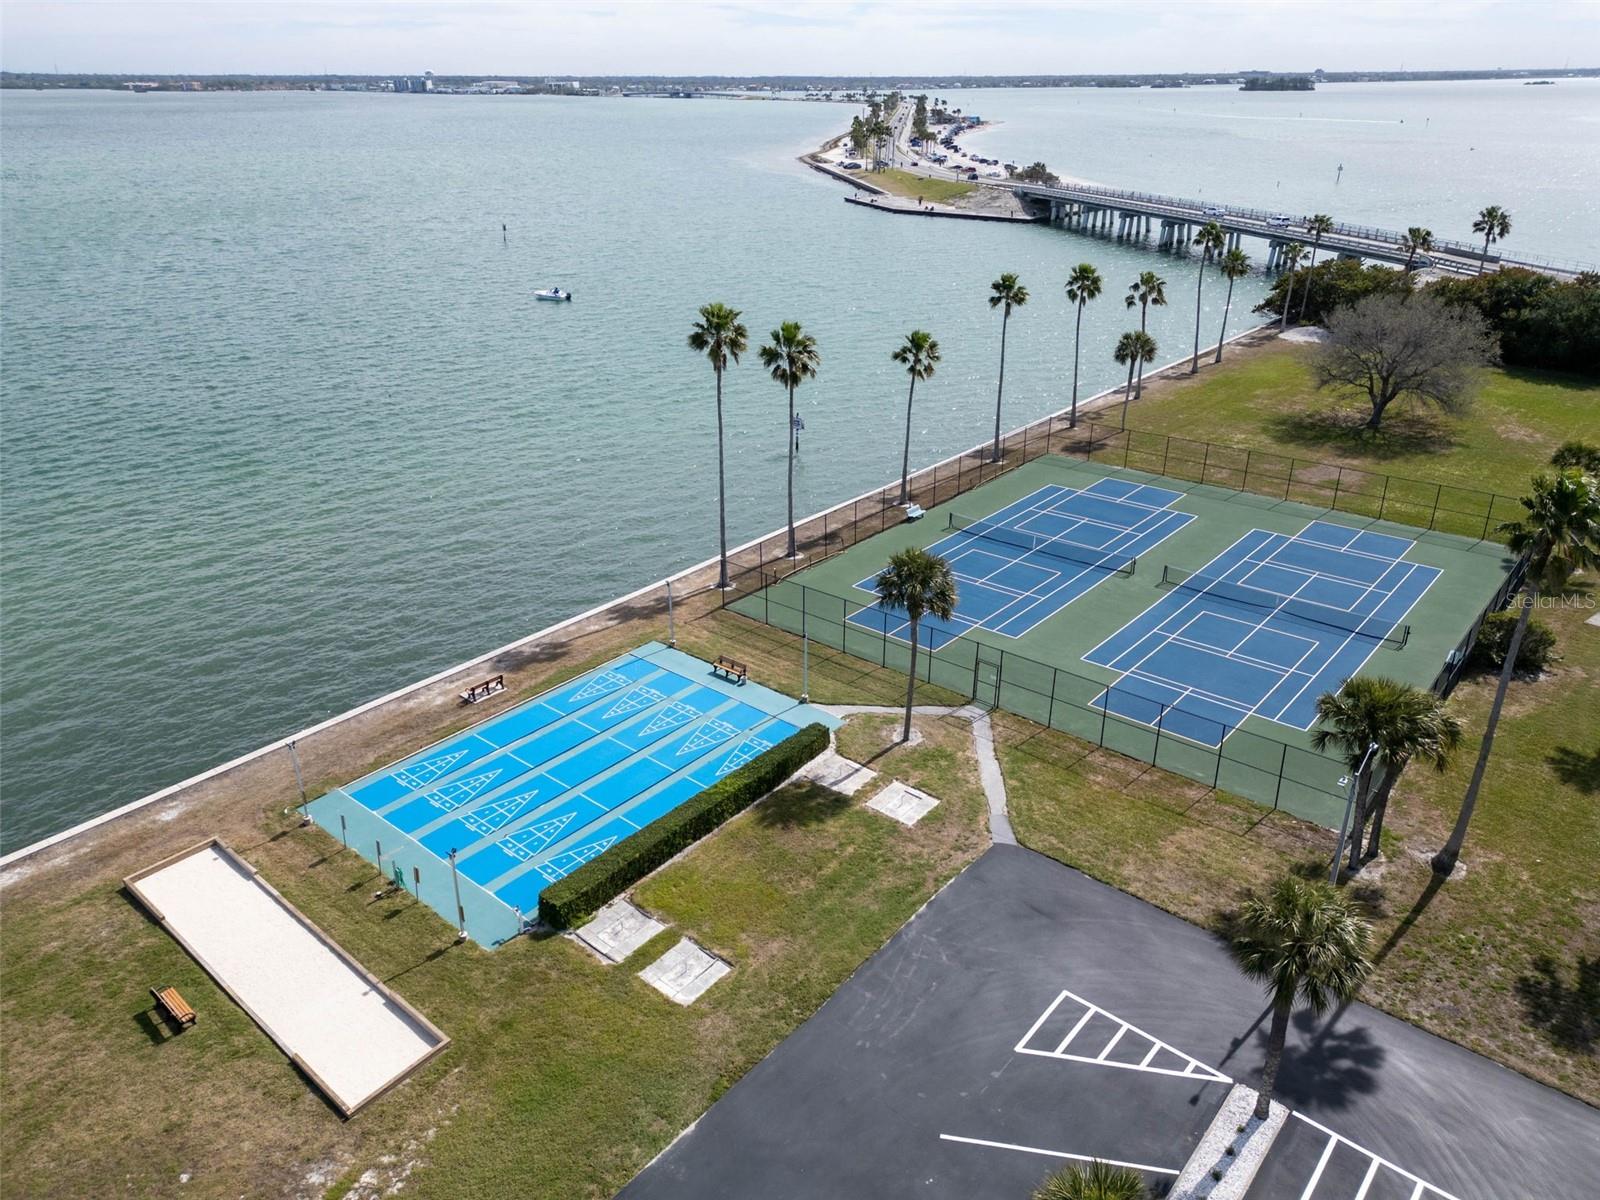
1548,745,1600,794
1515,955,1600,1054
753,782,852,829
1263,405,1460,462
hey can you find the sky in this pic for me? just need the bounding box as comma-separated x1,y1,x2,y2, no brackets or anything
2,0,1597,77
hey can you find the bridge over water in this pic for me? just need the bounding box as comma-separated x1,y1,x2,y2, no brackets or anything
1002,180,1594,279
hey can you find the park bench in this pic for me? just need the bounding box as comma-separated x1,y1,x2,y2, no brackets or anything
150,985,196,1029
904,503,925,520
459,674,505,704
712,655,748,686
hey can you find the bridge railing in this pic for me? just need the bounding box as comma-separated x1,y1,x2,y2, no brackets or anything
1011,180,1596,275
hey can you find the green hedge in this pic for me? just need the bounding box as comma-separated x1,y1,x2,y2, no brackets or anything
1469,609,1558,674
538,722,830,929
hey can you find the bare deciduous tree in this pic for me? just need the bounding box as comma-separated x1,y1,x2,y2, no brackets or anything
1313,293,1496,431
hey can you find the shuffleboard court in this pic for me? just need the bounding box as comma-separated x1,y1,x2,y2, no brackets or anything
125,839,448,1116
308,643,837,946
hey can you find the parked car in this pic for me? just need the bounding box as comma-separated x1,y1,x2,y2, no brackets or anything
842,161,863,171
1204,206,1226,216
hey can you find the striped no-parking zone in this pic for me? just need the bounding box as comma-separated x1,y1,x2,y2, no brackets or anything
941,987,1464,1200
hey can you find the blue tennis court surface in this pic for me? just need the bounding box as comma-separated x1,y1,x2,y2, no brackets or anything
1084,521,1441,747
308,643,838,946
849,478,1194,646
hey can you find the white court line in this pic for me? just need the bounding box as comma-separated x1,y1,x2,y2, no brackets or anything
938,1135,1179,1176
1289,1112,1464,1200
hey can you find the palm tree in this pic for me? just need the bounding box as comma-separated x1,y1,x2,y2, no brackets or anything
687,303,749,589
1063,264,1102,428
1297,214,1335,321
987,273,1029,462
1123,272,1167,398
1277,242,1306,329
891,330,940,504
1433,469,1600,876
1230,874,1372,1120
1113,331,1157,428
1472,205,1512,274
875,548,957,743
1399,226,1433,273
1312,678,1463,874
1213,248,1252,364
1190,222,1227,373
758,322,821,559
1032,1159,1146,1200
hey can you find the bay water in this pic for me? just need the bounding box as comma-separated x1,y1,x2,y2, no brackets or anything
2,81,1590,851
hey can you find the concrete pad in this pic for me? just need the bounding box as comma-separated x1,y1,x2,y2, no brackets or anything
639,937,730,1006
575,898,666,964
798,749,877,796
867,780,940,826
1587,609,1600,626
124,839,448,1116
1171,1083,1287,1200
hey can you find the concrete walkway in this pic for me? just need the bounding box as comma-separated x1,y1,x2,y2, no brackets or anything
817,705,1016,846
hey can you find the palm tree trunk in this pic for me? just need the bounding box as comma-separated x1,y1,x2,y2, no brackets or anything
1069,305,1083,427
1190,258,1205,373
1134,302,1149,399
899,375,916,504
785,382,797,558
1255,997,1293,1120
1363,768,1400,860
1215,275,1236,364
1478,234,1491,275
1347,763,1372,873
991,310,1008,462
1433,588,1536,876
715,367,729,589
1280,271,1295,330
903,616,920,743
1121,358,1135,428
1298,243,1320,322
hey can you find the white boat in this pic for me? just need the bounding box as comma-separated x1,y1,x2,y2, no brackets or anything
534,288,573,302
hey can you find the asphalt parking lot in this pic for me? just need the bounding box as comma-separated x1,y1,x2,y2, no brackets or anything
619,845,1599,1200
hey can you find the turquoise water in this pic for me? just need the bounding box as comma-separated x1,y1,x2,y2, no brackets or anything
0,82,1580,851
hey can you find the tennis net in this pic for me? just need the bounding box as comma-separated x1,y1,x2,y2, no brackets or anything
948,512,1137,577
1159,564,1410,649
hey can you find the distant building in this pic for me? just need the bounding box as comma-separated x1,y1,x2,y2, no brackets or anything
392,75,433,94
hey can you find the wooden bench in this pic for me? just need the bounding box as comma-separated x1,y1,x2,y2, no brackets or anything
459,673,505,704
150,985,196,1029
712,655,748,686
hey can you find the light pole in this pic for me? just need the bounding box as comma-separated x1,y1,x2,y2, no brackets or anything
1330,741,1378,884
448,848,468,941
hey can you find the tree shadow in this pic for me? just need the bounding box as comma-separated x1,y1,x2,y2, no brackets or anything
1369,871,1446,972
1515,954,1600,1054
1263,406,1459,461
753,781,852,829
1548,745,1600,794
1266,1009,1385,1111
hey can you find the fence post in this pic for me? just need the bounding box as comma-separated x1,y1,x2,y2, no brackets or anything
1200,441,1210,483
1427,482,1443,530
1331,467,1343,511
1273,744,1287,811
1153,704,1165,761
1161,436,1171,476
1098,689,1109,746
1284,458,1295,500
1377,473,1390,521
1122,435,1131,469
1243,448,1253,491
1047,669,1058,729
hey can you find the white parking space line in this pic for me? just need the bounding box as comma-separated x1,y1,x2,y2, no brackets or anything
1017,989,1232,1083
937,1134,1179,1176
1289,1112,1464,1200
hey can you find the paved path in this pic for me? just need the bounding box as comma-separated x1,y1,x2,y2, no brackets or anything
621,845,1599,1200
819,705,1015,844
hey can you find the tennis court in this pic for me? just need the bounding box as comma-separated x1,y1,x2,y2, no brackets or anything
308,643,837,946
728,455,1517,825
1084,521,1441,748
847,477,1194,645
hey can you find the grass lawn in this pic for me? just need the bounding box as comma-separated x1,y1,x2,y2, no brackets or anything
867,167,976,204
1127,341,1599,497
0,602,987,1200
